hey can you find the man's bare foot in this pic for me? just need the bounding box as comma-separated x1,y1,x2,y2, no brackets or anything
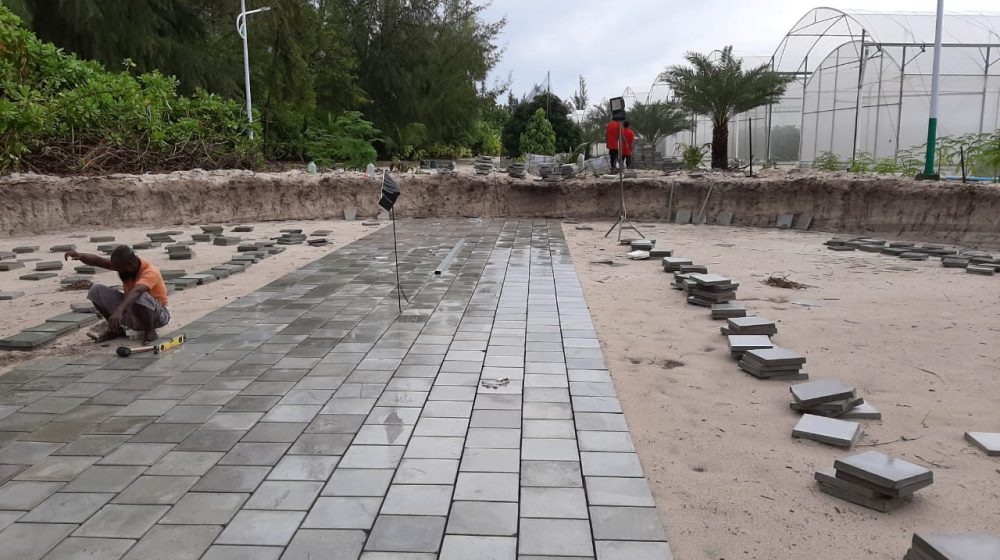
92,329,126,344
142,330,158,345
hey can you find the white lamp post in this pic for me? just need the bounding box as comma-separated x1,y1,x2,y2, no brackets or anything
236,1,271,140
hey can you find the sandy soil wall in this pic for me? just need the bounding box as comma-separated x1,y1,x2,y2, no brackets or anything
3,170,1000,247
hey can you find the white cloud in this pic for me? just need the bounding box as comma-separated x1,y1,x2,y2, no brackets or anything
482,0,999,106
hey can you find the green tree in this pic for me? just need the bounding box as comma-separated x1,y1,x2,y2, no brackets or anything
571,75,589,111
626,101,691,148
519,109,556,155
660,46,792,169
502,92,581,156
581,102,612,145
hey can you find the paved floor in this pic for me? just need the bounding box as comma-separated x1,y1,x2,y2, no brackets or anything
0,220,672,560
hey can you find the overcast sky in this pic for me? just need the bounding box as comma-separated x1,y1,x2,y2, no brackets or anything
481,0,999,106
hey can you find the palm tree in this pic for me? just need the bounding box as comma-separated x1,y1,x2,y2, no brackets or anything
626,101,691,149
660,46,792,169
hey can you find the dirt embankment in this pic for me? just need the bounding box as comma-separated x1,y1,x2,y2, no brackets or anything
3,169,1000,247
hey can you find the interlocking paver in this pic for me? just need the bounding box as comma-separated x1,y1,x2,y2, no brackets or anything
0,522,76,560
0,220,670,559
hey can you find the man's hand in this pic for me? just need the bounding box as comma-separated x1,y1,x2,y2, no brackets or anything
64,250,80,261
108,309,124,333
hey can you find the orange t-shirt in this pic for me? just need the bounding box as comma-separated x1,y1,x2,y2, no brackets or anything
622,128,636,156
124,259,169,307
606,121,621,150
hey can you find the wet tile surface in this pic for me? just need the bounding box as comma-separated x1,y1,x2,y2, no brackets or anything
0,220,671,558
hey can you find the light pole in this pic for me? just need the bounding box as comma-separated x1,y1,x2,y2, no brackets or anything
919,0,944,179
237,1,271,140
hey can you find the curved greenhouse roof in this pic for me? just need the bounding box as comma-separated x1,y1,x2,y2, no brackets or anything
774,8,1000,74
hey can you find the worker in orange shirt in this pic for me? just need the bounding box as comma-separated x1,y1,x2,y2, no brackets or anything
621,120,636,169
605,119,622,171
65,245,170,344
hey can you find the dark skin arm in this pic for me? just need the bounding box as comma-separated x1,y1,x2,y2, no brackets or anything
64,250,113,269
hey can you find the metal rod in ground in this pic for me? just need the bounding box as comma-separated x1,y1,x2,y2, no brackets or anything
390,208,405,312
961,145,967,183
696,184,715,225
667,184,674,224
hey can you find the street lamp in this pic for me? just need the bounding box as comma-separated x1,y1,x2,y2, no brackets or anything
236,1,271,140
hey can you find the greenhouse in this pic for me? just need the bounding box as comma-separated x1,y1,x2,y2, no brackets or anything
650,8,1000,170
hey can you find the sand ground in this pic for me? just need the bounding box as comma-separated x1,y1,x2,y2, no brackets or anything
0,220,384,373
563,222,1000,560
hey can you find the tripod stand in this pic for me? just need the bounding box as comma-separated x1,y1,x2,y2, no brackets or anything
604,123,644,242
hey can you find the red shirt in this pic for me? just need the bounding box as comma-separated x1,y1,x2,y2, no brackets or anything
606,121,621,150
622,128,636,156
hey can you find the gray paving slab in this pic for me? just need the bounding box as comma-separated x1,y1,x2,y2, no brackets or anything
0,522,76,560
216,510,305,546
73,504,169,538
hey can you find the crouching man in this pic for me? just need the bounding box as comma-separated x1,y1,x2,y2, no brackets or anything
64,245,170,344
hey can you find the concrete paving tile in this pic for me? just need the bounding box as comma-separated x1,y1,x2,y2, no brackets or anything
339,445,404,469
323,468,395,496
0,511,21,532
382,484,453,515
25,422,94,444
97,443,174,466
21,397,86,415
246,480,323,510
15,455,98,481
113,475,197,504
440,535,517,560
21,491,113,522
521,460,583,487
365,515,446,553
446,500,518,536
522,438,578,461
241,422,306,443
523,374,568,389
306,414,366,434
219,442,291,466
466,427,521,448
520,486,588,518
62,465,145,493
394,458,460,485
475,394,522,410
595,540,673,560
121,524,220,560
129,423,198,443
283,529,367,560
403,436,464,459
585,477,656,506
459,448,520,473
421,401,473,418
0,522,76,560
216,510,305,546
581,452,644,477
114,399,179,417
146,451,223,476
519,518,594,557
161,492,247,524
571,397,622,413
302,496,382,529
522,402,572,420
289,433,353,455
157,405,220,424
523,419,575,439
354,424,412,446
202,412,264,431
320,397,377,415
278,389,334,405
175,430,244,451
454,472,519,502
202,546,282,560
223,396,281,412
73,504,169,538
41,537,135,560
192,465,270,492
261,405,320,423
590,506,667,541
575,413,628,432
0,441,63,464
366,407,421,426
469,409,521,429
268,455,338,481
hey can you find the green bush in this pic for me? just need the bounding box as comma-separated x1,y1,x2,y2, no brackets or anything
813,151,841,171
677,143,710,170
519,109,556,156
0,5,260,174
303,111,379,170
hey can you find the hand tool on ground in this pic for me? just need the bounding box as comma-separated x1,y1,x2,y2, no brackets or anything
116,333,186,357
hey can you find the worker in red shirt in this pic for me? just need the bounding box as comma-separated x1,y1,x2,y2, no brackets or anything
621,120,636,169
605,119,622,171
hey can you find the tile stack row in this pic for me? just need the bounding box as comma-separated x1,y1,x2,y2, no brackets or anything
824,236,1000,275
788,379,878,448
904,532,1000,559
684,273,738,308
473,156,493,175
507,162,526,178
815,451,933,512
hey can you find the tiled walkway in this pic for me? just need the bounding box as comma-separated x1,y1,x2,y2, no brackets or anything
0,220,671,560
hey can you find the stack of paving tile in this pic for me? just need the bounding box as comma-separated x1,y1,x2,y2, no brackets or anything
966,262,996,275
147,232,175,243
49,244,76,253
630,239,655,251
0,260,24,271
738,347,807,380
649,247,672,258
793,414,863,448
789,378,863,417
711,303,746,319
191,233,214,242
213,236,242,247
89,235,115,243
815,451,933,511
726,334,773,358
507,162,526,178
538,163,555,178
662,257,693,273
276,232,307,245
201,225,224,235
941,255,970,268
473,156,493,175
685,273,738,307
678,263,708,274
964,431,1000,456
307,238,329,246
559,163,577,179
13,246,38,254
232,225,255,233
132,241,154,250
670,272,696,291
904,533,1000,560
720,316,774,336
166,245,194,261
